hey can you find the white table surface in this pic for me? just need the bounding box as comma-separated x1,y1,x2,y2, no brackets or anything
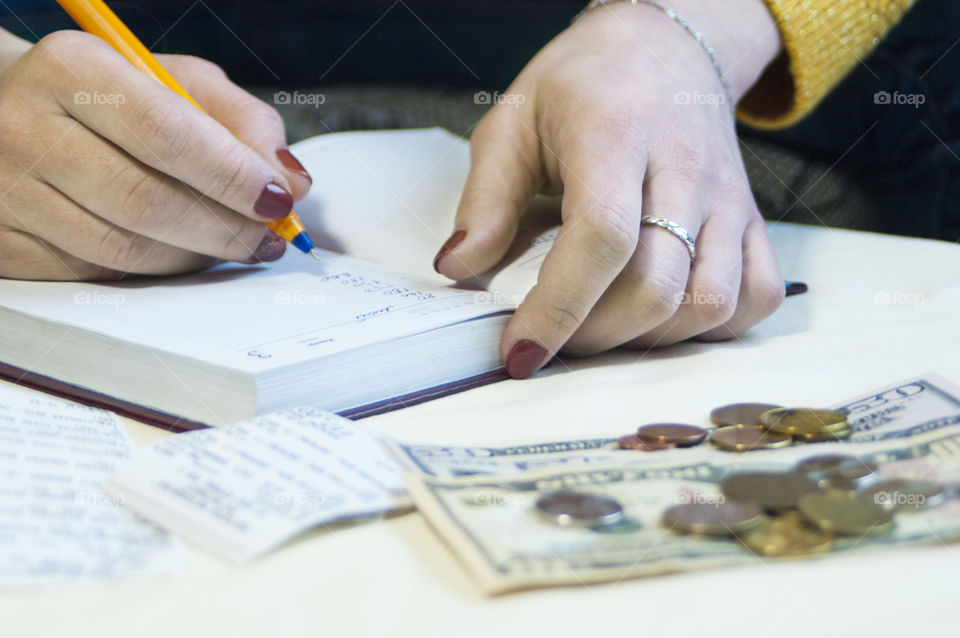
3,222,960,638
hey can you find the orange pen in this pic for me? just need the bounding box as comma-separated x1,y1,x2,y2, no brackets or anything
55,0,320,259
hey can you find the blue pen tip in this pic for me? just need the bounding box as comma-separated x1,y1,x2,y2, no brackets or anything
290,232,315,255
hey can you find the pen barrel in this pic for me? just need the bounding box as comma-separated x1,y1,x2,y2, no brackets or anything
55,0,202,110
266,215,306,242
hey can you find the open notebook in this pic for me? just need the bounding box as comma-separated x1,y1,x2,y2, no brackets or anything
0,129,561,430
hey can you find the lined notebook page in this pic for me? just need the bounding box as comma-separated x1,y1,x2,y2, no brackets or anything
0,250,513,371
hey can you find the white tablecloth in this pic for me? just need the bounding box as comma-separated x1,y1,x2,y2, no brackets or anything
3,223,959,638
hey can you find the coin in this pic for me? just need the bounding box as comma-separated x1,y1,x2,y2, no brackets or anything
720,471,820,512
800,423,853,442
859,479,945,512
534,491,626,528
618,434,676,451
740,511,834,557
798,490,894,536
662,501,766,537
709,425,793,452
760,407,848,438
794,454,876,488
636,423,707,447
710,403,783,427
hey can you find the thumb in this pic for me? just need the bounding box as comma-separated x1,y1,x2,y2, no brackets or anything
158,55,312,202
434,105,541,279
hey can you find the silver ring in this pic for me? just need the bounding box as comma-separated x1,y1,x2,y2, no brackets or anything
641,216,696,260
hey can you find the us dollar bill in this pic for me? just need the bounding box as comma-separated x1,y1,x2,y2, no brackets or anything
404,375,960,594
392,374,960,479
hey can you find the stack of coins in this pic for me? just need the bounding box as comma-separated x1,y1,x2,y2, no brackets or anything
661,453,945,557
617,403,856,454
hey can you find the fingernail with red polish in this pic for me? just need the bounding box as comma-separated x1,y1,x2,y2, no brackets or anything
433,230,466,272
254,183,293,220
276,149,312,183
243,230,287,264
505,339,548,379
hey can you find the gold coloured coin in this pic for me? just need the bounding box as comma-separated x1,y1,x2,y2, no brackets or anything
760,407,848,438
800,424,853,442
710,403,783,427
662,501,766,537
798,490,894,536
709,425,793,452
720,471,820,512
741,511,834,557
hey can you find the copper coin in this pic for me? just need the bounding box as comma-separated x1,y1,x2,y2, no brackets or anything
534,491,626,527
720,471,821,512
709,425,793,452
636,423,708,447
618,434,676,451
662,501,766,537
710,403,783,427
794,454,876,488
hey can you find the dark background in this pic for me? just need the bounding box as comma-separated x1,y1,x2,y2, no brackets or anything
1,1,583,88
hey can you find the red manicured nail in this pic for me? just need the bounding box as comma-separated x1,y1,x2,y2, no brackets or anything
505,339,548,379
254,183,293,220
433,230,466,272
276,149,312,183
242,230,286,264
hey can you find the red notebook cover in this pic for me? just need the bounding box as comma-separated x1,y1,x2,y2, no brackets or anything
0,360,509,432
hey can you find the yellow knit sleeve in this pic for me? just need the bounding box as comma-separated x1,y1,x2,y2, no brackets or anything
737,0,917,129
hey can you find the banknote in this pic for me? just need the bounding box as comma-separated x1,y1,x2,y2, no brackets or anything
405,375,960,594
392,374,960,479
407,426,960,594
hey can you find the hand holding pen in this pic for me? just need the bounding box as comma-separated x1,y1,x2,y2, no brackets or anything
0,1,313,280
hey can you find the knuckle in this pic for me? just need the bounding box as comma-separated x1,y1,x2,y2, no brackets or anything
687,282,738,325
114,167,178,230
96,225,141,270
28,30,83,66
635,268,686,321
206,150,256,203
536,295,587,335
580,204,638,269
134,100,195,164
174,54,227,79
753,273,787,317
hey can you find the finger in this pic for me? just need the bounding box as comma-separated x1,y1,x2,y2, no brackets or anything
625,211,745,348
0,227,120,281
32,115,272,263
433,105,541,279
696,215,784,342
35,31,296,223
159,55,312,201
561,165,700,356
2,179,219,275
500,133,645,377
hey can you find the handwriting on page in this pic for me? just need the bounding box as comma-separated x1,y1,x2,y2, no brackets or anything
105,408,410,561
0,385,184,586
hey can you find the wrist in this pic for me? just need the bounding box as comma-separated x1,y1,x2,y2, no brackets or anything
578,0,782,102
659,0,782,100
